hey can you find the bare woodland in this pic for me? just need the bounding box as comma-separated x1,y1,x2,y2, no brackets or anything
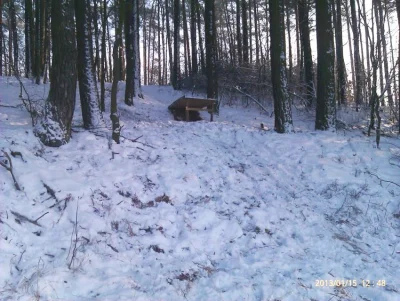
0,0,399,145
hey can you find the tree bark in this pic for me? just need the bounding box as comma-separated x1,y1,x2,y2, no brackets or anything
298,0,314,107
190,0,198,74
35,0,77,147
111,0,122,144
205,0,218,99
270,0,293,133
172,0,180,88
333,0,346,105
0,0,3,76
10,0,18,75
76,0,104,129
315,0,336,130
241,0,249,64
100,0,107,111
350,0,362,109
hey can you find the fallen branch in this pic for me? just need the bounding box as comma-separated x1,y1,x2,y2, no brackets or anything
0,151,21,190
232,86,270,115
10,211,43,227
365,170,400,188
120,134,155,149
11,151,26,162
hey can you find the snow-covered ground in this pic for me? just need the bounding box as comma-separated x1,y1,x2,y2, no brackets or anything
0,77,399,301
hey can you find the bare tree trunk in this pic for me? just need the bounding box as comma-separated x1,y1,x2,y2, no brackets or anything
76,0,104,129
377,0,393,107
345,0,355,101
236,0,242,65
10,0,18,75
315,0,336,130
182,0,191,76
165,0,173,83
190,0,198,74
172,0,180,88
334,0,346,105
196,0,205,72
0,0,3,76
111,0,122,144
270,0,293,133
205,0,218,99
286,0,292,85
35,0,77,147
396,0,400,133
100,0,107,112
241,0,249,64
254,0,259,66
93,0,101,81
298,0,314,107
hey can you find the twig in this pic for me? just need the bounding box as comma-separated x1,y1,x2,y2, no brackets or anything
17,250,26,266
43,182,57,200
120,134,155,149
0,151,21,190
68,201,79,269
35,212,49,223
106,243,119,253
335,193,349,214
232,86,270,114
10,211,42,227
365,170,400,188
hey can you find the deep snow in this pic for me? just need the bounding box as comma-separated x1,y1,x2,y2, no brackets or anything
0,77,399,301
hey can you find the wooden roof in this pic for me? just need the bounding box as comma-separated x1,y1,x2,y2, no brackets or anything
168,96,216,110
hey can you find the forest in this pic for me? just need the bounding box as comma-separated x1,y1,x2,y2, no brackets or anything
0,0,399,141
0,0,400,300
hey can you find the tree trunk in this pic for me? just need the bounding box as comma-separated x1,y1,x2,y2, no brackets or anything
100,0,107,112
350,0,362,109
270,0,293,133
396,0,400,133
298,0,314,107
190,0,198,74
334,0,346,105
0,0,2,76
165,0,173,83
286,0,292,85
35,0,77,147
10,0,18,75
253,0,259,66
172,0,180,88
76,0,104,129
125,0,135,105
236,0,242,65
377,0,393,107
111,0,122,144
93,0,101,81
182,0,191,76
205,0,218,99
241,0,249,64
196,0,205,72
25,0,33,77
345,0,355,101
315,0,336,130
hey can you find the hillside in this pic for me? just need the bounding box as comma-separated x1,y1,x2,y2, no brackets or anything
0,77,399,301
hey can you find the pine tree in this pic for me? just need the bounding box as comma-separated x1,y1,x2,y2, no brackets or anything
205,0,218,99
35,0,77,146
75,0,105,129
315,0,336,130
269,0,293,133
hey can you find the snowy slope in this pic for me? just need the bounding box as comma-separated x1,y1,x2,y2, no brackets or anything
0,77,399,301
